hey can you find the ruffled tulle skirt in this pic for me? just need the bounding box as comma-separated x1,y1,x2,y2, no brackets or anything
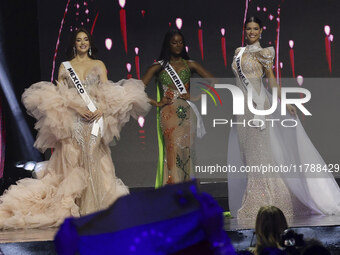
0,78,150,229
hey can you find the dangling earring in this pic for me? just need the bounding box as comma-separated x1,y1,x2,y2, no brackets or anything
88,47,92,56
73,47,76,57
260,34,262,40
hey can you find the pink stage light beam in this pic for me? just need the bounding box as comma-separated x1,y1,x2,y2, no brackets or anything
289,40,295,78
50,0,71,82
297,75,303,87
279,62,283,86
138,116,145,128
126,63,132,79
275,9,281,85
221,28,227,68
242,0,249,47
198,20,204,60
105,38,112,50
176,18,182,30
138,117,145,145
324,25,332,73
119,0,128,54
329,34,334,66
241,0,249,46
91,12,99,35
296,75,304,120
135,47,140,79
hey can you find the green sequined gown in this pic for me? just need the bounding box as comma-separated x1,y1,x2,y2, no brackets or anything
156,59,196,185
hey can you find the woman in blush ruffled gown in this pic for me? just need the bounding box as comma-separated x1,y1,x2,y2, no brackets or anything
0,28,151,229
228,17,340,219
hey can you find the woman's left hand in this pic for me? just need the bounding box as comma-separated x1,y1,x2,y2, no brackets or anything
179,93,191,100
287,104,297,116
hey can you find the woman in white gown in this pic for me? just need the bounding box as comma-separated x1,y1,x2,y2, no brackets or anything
0,28,150,229
228,17,340,219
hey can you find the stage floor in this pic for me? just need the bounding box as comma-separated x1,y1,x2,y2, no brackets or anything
0,215,339,243
0,228,57,244
225,214,340,230
0,215,339,254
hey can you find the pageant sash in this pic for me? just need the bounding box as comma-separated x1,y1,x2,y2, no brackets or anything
158,60,187,94
62,61,104,137
158,60,206,138
235,48,266,130
186,101,206,138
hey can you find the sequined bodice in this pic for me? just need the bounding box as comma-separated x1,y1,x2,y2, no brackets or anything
61,65,101,90
232,52,263,78
231,42,274,94
158,67,191,86
80,72,100,88
158,59,191,98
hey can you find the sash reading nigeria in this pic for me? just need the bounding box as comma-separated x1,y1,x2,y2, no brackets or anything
200,84,312,128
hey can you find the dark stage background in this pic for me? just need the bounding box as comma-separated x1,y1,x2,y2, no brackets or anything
0,0,340,189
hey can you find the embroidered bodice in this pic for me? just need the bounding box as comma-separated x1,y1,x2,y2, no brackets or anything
231,41,275,93
60,65,101,89
158,59,191,99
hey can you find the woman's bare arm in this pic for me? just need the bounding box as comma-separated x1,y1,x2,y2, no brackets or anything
264,67,296,116
97,60,108,83
141,63,170,107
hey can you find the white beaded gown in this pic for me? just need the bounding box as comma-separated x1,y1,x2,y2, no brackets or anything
0,64,151,229
228,41,340,219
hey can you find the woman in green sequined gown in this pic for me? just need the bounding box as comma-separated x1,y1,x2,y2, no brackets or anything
142,29,213,186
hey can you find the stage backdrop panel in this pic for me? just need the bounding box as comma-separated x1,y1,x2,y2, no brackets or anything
37,0,340,187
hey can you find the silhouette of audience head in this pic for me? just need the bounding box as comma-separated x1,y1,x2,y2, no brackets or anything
300,238,330,255
254,206,288,255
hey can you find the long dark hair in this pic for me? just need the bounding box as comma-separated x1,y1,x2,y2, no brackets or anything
245,16,263,28
255,206,288,255
66,27,98,60
158,28,190,67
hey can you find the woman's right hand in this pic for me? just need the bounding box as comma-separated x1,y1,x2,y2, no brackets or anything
157,96,172,107
68,102,96,121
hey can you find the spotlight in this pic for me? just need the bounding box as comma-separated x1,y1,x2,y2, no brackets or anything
15,161,48,179
15,161,25,168
0,31,42,161
24,161,36,171
15,161,36,171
